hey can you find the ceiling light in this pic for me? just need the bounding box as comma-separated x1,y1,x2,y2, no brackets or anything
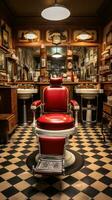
52,52,62,58
76,31,92,40
24,32,37,40
41,1,70,21
52,46,62,58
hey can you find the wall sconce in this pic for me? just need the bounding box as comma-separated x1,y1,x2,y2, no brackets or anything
24,32,38,40
76,31,92,40
41,0,70,21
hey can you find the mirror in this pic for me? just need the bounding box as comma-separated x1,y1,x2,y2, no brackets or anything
72,46,98,82
16,45,98,82
47,46,67,77
16,47,40,81
0,49,5,71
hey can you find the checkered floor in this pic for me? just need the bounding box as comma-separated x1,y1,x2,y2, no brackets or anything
0,124,112,200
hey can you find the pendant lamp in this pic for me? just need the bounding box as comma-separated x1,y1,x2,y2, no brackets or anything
41,0,70,21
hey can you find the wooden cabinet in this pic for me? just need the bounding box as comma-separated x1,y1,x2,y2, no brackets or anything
0,87,18,143
102,102,112,141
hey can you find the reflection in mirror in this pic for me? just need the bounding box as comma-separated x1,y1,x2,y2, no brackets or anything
47,46,67,77
73,46,98,82
16,47,40,81
0,49,5,71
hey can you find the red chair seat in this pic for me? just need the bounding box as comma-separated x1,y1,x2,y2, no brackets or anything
37,113,74,130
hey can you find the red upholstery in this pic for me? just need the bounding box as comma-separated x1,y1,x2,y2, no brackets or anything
37,113,74,130
32,100,41,107
43,87,69,112
39,136,65,155
70,100,79,108
50,77,62,86
31,77,79,131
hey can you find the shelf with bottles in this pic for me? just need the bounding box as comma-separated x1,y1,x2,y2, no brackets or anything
100,44,112,79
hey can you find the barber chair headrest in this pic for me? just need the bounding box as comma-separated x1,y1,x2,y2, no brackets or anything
50,77,62,86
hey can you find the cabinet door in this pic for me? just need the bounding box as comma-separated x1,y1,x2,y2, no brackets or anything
0,88,11,113
11,89,17,112
10,88,18,122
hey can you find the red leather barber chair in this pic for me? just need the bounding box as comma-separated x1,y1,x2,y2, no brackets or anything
31,77,79,173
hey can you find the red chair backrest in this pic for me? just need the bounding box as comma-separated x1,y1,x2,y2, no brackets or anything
39,136,65,155
43,77,69,112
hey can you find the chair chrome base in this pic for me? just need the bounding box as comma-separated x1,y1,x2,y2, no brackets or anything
35,149,75,168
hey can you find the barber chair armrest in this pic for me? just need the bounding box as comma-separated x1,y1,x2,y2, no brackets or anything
31,100,42,128
31,100,42,110
70,100,79,128
70,100,80,110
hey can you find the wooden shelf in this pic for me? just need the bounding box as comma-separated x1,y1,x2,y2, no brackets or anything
99,70,112,75
101,55,112,61
101,81,112,84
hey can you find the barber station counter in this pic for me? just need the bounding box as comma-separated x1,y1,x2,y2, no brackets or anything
10,81,100,124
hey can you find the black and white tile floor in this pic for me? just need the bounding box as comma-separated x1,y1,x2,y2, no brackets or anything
0,124,112,200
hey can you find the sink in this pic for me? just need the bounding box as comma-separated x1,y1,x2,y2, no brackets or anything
17,88,38,99
75,88,103,99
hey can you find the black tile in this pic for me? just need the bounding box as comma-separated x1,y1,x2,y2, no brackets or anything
63,176,78,185
8,150,17,154
97,168,109,175
2,186,18,198
106,155,112,159
99,176,112,185
0,168,8,174
91,149,100,153
81,176,96,185
0,149,4,153
80,167,93,175
44,176,59,185
21,150,30,154
83,186,99,198
26,176,38,185
63,186,79,197
8,176,22,185
22,186,38,197
16,161,25,167
104,149,112,154
92,155,103,159
0,176,5,182
103,187,112,197
1,161,11,167
84,161,91,166
4,155,15,159
88,145,97,148
95,160,106,166
18,155,27,160
42,186,59,197
12,168,24,175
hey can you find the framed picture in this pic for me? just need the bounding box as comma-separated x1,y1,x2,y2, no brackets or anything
0,49,5,71
1,28,9,48
46,30,68,44
17,30,40,43
73,30,97,42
